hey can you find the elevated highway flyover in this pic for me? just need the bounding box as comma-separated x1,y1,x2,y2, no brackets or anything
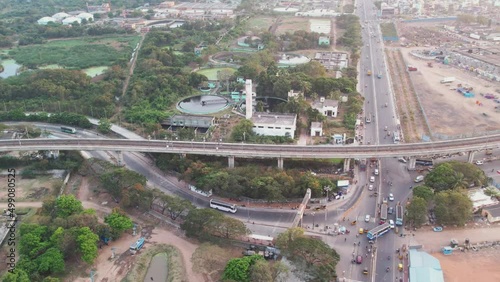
1,134,499,169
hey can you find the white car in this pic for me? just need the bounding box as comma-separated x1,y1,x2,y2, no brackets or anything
369,176,375,183
475,160,484,165
365,214,371,222
389,219,395,229
374,169,379,175
389,193,395,201
368,184,374,191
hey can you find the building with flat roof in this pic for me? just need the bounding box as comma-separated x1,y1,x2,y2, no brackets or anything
311,97,339,117
251,113,297,137
482,203,500,223
408,248,444,282
469,188,498,212
162,114,215,129
314,52,349,70
310,122,323,137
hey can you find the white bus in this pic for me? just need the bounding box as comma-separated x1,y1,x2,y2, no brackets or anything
393,131,400,144
189,185,212,197
210,199,237,213
367,223,391,240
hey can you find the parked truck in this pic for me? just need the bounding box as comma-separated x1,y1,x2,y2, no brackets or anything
440,77,455,84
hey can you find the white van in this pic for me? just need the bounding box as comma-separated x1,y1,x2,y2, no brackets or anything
414,175,424,183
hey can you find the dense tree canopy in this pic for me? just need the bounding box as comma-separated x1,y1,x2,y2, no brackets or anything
406,197,428,228
181,208,248,240
412,186,434,203
434,190,473,226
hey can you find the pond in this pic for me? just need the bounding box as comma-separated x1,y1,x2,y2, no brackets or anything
196,67,236,81
0,59,22,79
144,253,168,282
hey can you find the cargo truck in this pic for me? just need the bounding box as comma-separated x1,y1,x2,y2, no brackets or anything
440,77,455,84
380,203,388,222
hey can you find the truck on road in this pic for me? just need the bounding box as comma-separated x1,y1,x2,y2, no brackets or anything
396,204,404,226
440,77,455,84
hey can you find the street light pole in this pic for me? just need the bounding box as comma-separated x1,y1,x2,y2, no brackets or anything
324,186,331,222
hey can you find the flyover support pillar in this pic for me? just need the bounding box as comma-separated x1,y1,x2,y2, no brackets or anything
277,157,284,170
343,158,351,172
408,157,416,171
228,156,235,169
116,151,124,166
467,151,475,163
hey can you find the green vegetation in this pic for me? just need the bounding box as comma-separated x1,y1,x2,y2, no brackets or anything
222,255,264,282
276,228,340,281
434,190,473,226
181,208,249,241
424,161,487,192
9,36,140,69
1,195,132,282
336,14,362,65
380,23,398,38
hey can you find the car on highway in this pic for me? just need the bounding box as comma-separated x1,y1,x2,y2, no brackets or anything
356,255,363,264
368,184,374,191
374,168,379,175
388,206,394,214
370,176,375,183
389,219,395,229
475,160,483,165
365,214,371,222
363,267,369,275
389,193,394,201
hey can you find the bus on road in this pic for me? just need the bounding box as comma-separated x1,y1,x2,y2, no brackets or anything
380,203,388,222
189,185,212,197
60,126,76,134
366,223,391,240
210,199,237,213
396,204,404,226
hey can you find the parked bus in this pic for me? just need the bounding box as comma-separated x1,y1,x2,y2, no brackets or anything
380,203,388,222
189,185,212,197
60,126,76,134
130,237,145,255
415,159,433,166
396,204,404,226
366,223,391,240
393,131,400,143
210,199,237,213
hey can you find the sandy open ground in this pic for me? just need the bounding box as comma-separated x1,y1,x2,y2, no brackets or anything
408,225,500,282
400,47,500,136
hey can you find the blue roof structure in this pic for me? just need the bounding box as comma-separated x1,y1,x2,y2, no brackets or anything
409,249,445,282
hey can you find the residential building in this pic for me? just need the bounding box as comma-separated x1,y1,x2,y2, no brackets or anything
469,188,498,212
312,97,339,117
482,203,500,223
310,122,323,137
87,2,111,14
314,51,349,70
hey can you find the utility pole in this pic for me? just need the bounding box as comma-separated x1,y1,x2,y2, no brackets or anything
324,186,331,222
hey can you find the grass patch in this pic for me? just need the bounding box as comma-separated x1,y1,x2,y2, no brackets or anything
123,244,187,282
275,17,310,35
196,67,236,81
380,22,398,37
245,16,276,32
9,35,140,69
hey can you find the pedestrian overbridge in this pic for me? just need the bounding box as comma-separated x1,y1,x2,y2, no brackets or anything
1,134,499,169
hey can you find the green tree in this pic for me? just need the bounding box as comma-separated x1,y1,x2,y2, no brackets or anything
165,196,195,220
1,268,30,282
406,197,428,228
35,248,65,274
42,277,60,282
249,259,273,282
412,186,434,203
100,167,147,199
55,195,83,218
76,227,99,264
424,163,462,192
231,119,255,142
104,208,134,237
222,255,264,282
181,208,223,239
97,118,112,134
206,216,250,239
434,190,473,226
447,161,487,187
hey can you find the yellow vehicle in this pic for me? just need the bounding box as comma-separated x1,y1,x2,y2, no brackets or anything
363,267,369,275
398,263,403,272
359,228,364,234
367,70,372,76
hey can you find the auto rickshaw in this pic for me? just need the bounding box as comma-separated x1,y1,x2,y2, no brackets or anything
398,263,403,272
359,228,364,234
363,267,369,275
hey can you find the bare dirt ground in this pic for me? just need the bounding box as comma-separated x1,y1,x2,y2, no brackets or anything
386,49,429,142
407,225,500,282
69,176,204,282
400,47,500,136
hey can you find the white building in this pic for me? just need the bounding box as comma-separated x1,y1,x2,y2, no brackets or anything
62,16,82,25
310,122,323,137
52,12,70,21
469,188,498,212
37,17,56,25
251,113,297,137
312,97,339,118
77,12,94,21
